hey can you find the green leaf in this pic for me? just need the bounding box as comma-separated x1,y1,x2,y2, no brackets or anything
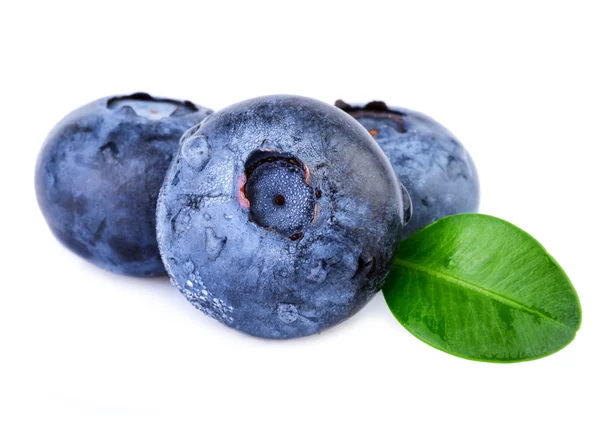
383,214,581,363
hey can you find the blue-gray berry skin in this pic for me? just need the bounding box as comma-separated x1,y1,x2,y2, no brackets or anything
35,93,212,277
336,100,480,237
156,95,409,339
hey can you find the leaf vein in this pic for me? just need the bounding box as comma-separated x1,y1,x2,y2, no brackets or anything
394,258,572,331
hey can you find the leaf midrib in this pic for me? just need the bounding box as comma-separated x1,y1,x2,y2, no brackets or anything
394,257,573,331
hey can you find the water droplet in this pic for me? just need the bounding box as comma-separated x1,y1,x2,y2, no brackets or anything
277,303,298,324
183,260,195,272
182,283,234,324
224,214,233,220
203,213,211,221
181,134,212,170
307,260,328,283
180,122,202,143
205,227,227,261
185,280,194,287
421,196,435,207
445,257,457,268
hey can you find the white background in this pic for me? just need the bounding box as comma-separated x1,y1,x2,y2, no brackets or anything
1,1,599,427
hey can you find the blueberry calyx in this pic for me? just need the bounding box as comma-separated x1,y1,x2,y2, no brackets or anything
241,151,317,238
107,92,199,119
335,99,407,133
335,99,390,113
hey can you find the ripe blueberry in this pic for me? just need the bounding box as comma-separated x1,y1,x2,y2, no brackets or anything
336,100,480,237
156,95,410,338
35,93,212,276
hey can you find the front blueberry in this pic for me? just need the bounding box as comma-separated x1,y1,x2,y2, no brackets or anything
157,95,408,338
35,93,212,276
335,100,480,237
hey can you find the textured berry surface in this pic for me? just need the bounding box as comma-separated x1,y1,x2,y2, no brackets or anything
157,95,409,338
35,93,212,276
336,100,480,237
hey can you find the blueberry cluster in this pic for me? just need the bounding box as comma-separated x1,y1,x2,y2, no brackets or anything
36,93,479,339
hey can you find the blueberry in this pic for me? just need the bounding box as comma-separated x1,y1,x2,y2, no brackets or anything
35,93,212,276
335,100,480,237
156,95,409,338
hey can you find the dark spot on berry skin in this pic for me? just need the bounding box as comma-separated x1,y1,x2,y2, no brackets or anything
60,122,97,138
315,188,322,199
289,232,303,241
184,192,225,211
93,218,107,241
274,194,285,206
171,170,181,186
170,209,181,232
60,194,88,216
99,141,119,158
421,198,430,207
108,235,156,263
369,257,377,278
353,254,377,279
